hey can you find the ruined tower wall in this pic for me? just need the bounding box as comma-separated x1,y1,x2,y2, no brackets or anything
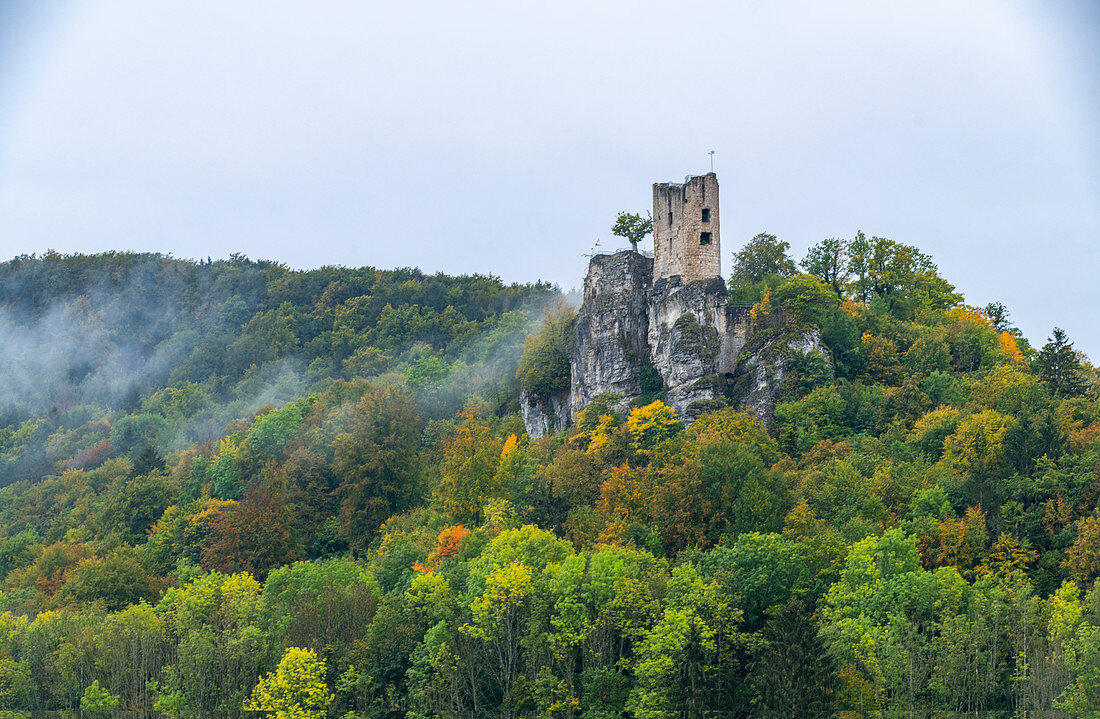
652,172,721,282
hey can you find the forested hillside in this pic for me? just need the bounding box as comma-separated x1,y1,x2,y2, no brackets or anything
0,242,1098,717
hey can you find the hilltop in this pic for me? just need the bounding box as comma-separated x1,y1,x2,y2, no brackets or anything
0,239,1095,715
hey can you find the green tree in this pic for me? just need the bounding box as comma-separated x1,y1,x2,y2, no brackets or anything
59,545,155,610
261,558,380,670
943,409,1010,508
750,599,836,714
769,273,840,328
245,646,333,719
158,571,267,711
210,451,242,500
612,211,653,253
728,233,796,300
334,387,424,552
516,304,576,400
847,232,959,314
628,564,758,716
1036,327,1086,397
440,405,503,522
983,301,1017,333
461,560,534,713
247,400,306,462
81,679,121,711
801,237,848,297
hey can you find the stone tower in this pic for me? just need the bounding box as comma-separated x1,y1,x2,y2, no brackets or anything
652,172,720,282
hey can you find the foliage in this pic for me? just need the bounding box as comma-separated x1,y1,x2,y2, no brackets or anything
802,237,848,296
611,211,653,252
626,401,682,452
0,245,1093,715
728,232,796,301
440,406,503,522
80,679,120,710
245,646,333,719
516,304,576,399
1037,327,1087,397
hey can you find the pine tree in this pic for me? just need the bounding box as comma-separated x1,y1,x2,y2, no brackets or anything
1036,328,1086,397
750,599,836,715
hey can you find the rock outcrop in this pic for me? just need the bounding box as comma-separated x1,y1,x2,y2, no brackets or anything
728,328,833,423
564,249,752,423
520,388,571,438
647,275,750,417
569,251,653,416
522,245,828,438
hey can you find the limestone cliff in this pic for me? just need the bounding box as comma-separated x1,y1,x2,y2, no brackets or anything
647,276,750,417
728,327,834,423
519,388,571,438
565,250,751,422
568,251,653,415
521,247,826,438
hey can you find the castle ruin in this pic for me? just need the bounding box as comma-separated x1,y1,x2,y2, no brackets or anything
652,173,721,282
521,172,772,436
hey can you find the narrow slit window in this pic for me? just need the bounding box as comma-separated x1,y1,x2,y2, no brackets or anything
701,208,710,223
668,212,673,226
700,232,712,245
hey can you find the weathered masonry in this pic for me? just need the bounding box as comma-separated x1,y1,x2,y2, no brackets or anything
652,172,721,283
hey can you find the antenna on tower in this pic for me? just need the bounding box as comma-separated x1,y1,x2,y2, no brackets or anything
708,150,715,173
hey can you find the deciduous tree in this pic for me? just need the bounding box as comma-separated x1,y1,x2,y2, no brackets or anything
611,211,653,253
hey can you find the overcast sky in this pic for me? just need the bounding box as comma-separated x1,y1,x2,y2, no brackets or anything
1,1,1097,357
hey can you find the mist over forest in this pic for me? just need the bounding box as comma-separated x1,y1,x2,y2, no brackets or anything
0,245,1097,716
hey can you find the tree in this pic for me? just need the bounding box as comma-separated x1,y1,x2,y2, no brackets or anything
750,599,836,714
201,481,301,579
516,303,576,400
846,232,958,314
628,564,758,716
60,545,155,610
262,559,380,672
247,400,306,462
81,679,121,711
802,238,848,297
159,571,267,711
440,405,504,522
461,561,534,712
210,447,242,500
1064,514,1100,585
245,647,333,719
1036,328,1086,397
334,386,424,552
943,410,1011,508
626,401,682,453
131,444,165,476
769,274,840,329
983,301,1016,333
612,212,653,253
729,233,796,299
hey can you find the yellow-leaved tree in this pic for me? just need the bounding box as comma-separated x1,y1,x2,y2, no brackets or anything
245,646,332,719
626,401,682,453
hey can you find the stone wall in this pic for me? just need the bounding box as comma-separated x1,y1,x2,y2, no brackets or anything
652,172,721,282
719,304,753,374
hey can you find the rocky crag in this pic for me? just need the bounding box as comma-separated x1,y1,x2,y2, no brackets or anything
568,251,654,417
521,249,833,437
521,172,832,437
